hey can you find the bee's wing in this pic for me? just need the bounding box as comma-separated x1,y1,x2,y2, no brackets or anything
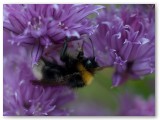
31,79,65,86
31,74,72,87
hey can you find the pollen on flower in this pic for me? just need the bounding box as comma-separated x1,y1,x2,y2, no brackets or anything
64,27,68,30
150,68,154,73
105,46,108,51
16,111,20,116
28,16,43,31
123,39,129,44
28,21,31,26
58,22,68,30
52,4,59,10
5,85,13,96
36,102,42,111
17,42,20,46
8,39,15,45
117,32,121,39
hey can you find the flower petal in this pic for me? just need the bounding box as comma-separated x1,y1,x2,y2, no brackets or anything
112,72,128,87
31,42,43,66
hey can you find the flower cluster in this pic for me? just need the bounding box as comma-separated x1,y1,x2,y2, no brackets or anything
118,94,155,116
3,4,105,116
84,5,155,86
4,4,104,65
3,47,74,116
3,4,155,116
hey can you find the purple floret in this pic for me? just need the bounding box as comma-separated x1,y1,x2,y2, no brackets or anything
84,5,155,86
3,4,104,65
118,94,155,116
3,47,74,116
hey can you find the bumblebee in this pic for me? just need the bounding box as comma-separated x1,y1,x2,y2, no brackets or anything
32,38,99,88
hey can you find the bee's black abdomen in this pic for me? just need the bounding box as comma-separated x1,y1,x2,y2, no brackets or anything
34,37,99,89
68,73,85,88
42,63,66,82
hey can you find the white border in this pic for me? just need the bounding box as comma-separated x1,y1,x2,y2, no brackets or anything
1,0,159,120
1,0,157,4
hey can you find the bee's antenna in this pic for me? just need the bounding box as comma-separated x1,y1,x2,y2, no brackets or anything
88,37,95,58
81,40,84,52
60,37,70,61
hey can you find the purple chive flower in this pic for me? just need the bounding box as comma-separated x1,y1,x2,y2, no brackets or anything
84,5,155,86
118,94,155,116
70,101,110,116
3,4,104,65
3,47,74,116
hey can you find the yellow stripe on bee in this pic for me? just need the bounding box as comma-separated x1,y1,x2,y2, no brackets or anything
77,63,93,85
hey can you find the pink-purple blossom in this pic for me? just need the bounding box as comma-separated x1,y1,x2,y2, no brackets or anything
118,94,155,116
4,4,104,65
3,47,74,116
3,4,155,116
84,5,155,86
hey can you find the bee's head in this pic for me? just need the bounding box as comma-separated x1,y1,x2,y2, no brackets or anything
83,57,99,73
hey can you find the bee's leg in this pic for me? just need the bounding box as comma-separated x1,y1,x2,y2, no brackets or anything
77,51,84,60
30,80,43,85
31,79,66,87
60,39,69,62
77,41,84,60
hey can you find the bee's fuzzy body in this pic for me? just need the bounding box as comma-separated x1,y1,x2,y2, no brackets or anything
32,39,98,88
